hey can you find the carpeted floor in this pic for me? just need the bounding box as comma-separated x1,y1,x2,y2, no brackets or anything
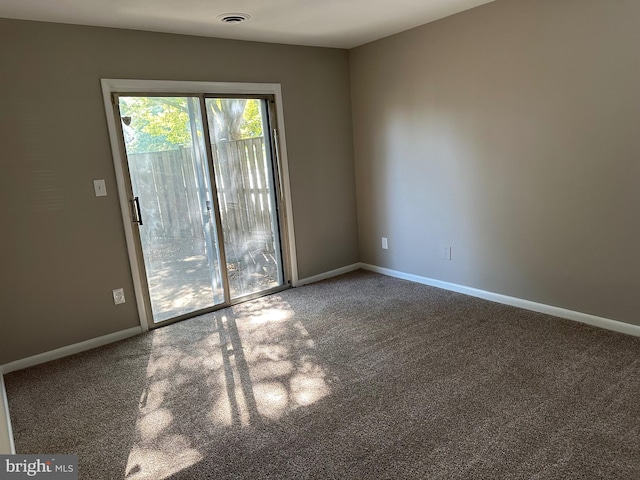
5,270,640,479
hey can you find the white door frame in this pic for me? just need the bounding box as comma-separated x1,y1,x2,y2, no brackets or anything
101,79,299,332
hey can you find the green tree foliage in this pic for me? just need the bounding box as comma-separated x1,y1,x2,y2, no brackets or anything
119,97,192,153
120,96,264,154
241,100,264,139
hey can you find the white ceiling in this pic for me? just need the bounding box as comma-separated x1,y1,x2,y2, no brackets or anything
0,0,495,49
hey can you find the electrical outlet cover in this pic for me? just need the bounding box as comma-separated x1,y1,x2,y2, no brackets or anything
112,288,125,305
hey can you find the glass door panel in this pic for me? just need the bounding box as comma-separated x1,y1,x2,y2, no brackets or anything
204,98,284,299
119,96,225,323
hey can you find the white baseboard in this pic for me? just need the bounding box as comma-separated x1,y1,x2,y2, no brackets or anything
361,263,640,338
295,263,361,287
0,326,143,454
0,375,15,454
0,263,636,456
1,327,142,375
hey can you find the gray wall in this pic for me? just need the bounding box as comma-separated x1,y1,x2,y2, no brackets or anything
0,19,358,364
3,0,639,365
351,0,640,325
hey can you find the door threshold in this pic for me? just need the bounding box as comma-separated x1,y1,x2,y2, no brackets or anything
150,284,291,329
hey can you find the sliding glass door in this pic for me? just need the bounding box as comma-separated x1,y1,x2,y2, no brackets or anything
116,93,287,326
205,98,284,299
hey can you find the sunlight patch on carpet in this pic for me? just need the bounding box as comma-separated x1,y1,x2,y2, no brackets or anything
125,295,332,478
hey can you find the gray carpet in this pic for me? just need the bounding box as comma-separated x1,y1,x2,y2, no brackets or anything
5,270,640,479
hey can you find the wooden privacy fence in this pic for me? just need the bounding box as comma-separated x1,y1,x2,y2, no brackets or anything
127,137,276,262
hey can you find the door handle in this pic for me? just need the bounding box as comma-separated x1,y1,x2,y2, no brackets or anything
131,197,143,226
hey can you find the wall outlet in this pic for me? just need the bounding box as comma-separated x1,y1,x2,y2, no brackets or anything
444,246,452,260
381,237,388,250
112,288,125,305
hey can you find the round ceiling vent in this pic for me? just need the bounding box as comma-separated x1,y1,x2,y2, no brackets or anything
218,13,251,24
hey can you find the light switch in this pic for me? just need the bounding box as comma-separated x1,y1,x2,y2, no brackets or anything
93,179,107,197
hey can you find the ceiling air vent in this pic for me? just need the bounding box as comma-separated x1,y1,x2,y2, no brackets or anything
218,13,251,24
